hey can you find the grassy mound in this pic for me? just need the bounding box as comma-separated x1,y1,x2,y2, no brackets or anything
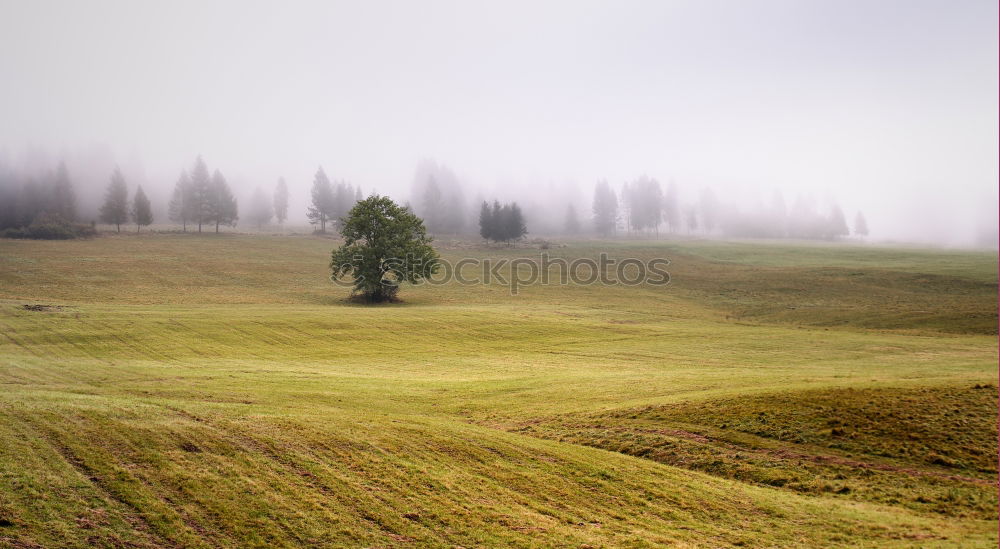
504,385,998,519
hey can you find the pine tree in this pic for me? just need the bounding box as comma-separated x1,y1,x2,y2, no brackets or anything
189,156,212,233
99,167,129,232
307,167,334,233
505,202,527,244
273,178,288,226
478,201,493,241
168,171,192,231
826,204,849,239
854,211,869,237
209,169,238,233
131,185,153,231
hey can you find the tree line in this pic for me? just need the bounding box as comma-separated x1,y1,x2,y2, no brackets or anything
0,155,870,242
590,176,868,240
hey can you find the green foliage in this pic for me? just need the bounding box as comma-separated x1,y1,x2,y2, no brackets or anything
478,200,527,243
330,195,439,302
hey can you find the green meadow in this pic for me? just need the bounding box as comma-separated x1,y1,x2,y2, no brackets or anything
0,234,996,547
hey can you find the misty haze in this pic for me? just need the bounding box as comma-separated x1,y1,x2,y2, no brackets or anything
0,1,996,548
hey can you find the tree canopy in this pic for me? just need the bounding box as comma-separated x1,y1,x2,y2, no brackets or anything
330,195,439,303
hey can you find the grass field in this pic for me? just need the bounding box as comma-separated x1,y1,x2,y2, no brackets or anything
0,234,996,547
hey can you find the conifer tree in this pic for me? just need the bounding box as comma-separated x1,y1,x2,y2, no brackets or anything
854,211,869,237
99,167,129,232
209,169,238,233
478,201,493,241
307,167,334,233
189,156,212,232
505,202,527,244
827,204,849,239
168,171,192,231
131,185,153,231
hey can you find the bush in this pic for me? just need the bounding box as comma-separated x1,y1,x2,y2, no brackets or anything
0,215,96,240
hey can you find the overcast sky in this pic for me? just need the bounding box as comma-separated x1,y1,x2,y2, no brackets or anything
0,0,996,244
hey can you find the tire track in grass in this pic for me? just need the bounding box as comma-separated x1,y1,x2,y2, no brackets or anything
0,321,98,387
20,414,184,548
0,321,43,358
20,314,115,369
83,317,177,363
161,319,213,359
161,405,424,545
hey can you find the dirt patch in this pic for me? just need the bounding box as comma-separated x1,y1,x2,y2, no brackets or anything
21,304,63,312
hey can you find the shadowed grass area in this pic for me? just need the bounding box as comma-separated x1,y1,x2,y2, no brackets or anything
498,385,998,520
0,234,996,547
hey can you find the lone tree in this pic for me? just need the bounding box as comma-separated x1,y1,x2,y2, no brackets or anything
330,195,439,303
131,185,153,231
99,167,129,232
